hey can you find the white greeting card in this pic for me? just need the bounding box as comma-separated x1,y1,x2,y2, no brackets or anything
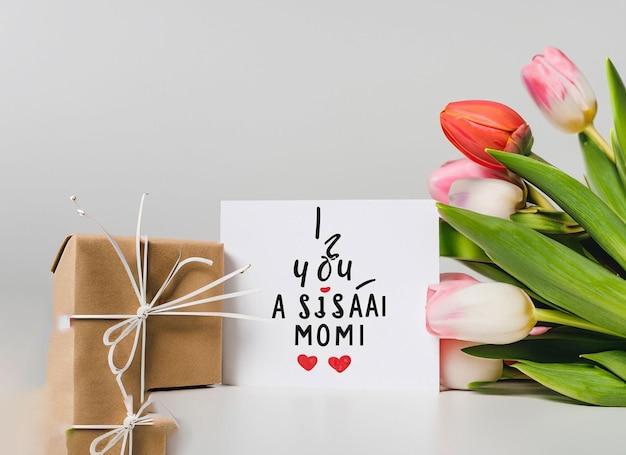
220,200,439,390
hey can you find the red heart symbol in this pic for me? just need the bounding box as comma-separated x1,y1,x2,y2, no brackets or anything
298,354,318,371
328,355,351,373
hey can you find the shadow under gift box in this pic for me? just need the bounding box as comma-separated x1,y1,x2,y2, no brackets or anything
45,234,224,453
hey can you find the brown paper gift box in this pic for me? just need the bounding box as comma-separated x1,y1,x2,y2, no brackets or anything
46,234,224,451
65,417,178,455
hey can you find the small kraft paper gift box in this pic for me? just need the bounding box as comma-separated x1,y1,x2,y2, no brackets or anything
64,419,176,455
62,395,178,454
46,233,225,453
65,413,178,455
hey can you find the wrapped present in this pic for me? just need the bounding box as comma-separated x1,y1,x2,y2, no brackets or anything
53,397,178,455
45,195,258,454
65,422,175,455
46,234,225,427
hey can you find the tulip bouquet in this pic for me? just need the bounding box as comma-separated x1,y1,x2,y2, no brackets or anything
427,47,626,406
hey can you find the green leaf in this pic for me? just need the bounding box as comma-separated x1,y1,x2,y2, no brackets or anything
582,350,626,382
511,207,583,234
460,261,525,286
578,236,626,277
437,203,626,337
438,219,490,262
468,365,531,388
579,131,626,219
611,128,626,187
512,360,626,406
464,327,626,363
467,380,499,389
487,150,626,272
607,58,626,161
535,308,622,336
460,261,554,308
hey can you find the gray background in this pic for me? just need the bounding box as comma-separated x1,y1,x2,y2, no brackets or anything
2,0,624,399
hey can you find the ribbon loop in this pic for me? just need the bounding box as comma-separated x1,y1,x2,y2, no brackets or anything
103,318,143,379
83,398,156,455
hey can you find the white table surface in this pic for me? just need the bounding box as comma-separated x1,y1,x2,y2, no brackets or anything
7,378,626,454
147,383,625,455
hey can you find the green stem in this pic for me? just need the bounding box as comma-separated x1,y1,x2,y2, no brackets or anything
501,364,530,380
526,184,556,210
584,123,615,163
535,308,622,337
508,149,556,209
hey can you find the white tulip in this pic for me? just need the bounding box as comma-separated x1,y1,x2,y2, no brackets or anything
427,280,536,345
440,339,503,390
448,178,525,219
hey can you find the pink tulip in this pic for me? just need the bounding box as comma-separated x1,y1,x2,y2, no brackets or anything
522,47,597,133
428,158,520,204
426,273,536,344
440,339,503,390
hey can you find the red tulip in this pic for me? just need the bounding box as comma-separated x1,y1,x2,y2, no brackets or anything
440,100,533,169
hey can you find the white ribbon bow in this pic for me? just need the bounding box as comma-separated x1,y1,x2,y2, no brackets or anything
71,194,262,402
73,396,165,455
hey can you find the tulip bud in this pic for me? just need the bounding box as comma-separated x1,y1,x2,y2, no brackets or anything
428,158,522,204
440,339,503,390
521,47,597,134
440,100,534,170
448,178,526,219
426,273,536,344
